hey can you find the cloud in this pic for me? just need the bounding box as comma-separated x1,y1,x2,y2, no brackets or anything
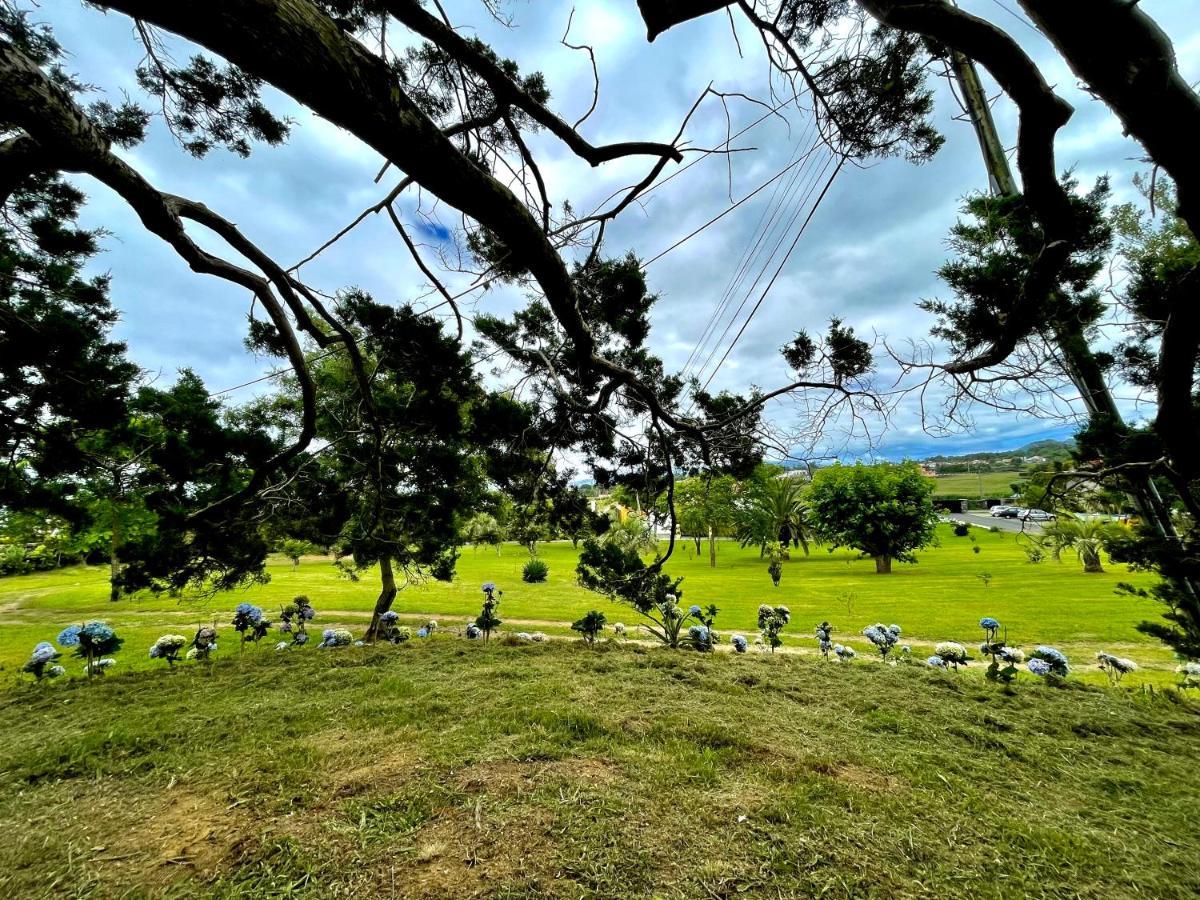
38,1,1200,460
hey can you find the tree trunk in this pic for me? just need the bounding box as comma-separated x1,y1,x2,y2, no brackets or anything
1082,551,1104,574
874,554,892,574
693,536,701,555
108,507,121,601
366,555,398,640
708,526,716,568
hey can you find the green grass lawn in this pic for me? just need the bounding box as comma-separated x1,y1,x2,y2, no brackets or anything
0,525,1180,686
931,470,1024,498
1,641,1198,897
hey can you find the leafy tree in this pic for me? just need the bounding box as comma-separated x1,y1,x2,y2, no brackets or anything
601,513,659,556
278,539,313,569
807,462,937,573
461,512,504,555
668,475,737,568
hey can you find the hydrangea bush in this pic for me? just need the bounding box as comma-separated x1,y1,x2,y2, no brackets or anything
814,621,834,659
58,622,123,677
862,623,901,658
833,643,856,662
1178,661,1200,688
22,642,63,681
232,603,271,648
476,583,503,640
758,604,790,653
934,641,969,671
1096,651,1138,685
149,634,187,666
279,596,316,646
187,625,218,661
731,634,748,653
318,628,353,648
1028,646,1069,679
977,616,1021,683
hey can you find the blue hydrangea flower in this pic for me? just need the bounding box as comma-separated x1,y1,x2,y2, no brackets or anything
381,611,399,624
689,604,703,617
731,634,748,653
979,616,1000,630
1027,658,1052,676
294,632,309,646
926,655,946,668
466,624,482,639
888,624,901,636
57,625,82,647
279,621,293,633
30,644,58,664
689,624,709,642
417,627,429,638
482,582,496,592
322,628,335,641
81,622,115,644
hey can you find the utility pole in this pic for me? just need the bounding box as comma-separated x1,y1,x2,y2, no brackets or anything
948,50,1186,557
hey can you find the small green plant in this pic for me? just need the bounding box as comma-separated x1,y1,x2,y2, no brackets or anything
572,610,607,644
476,582,503,640
1024,544,1045,564
766,545,788,587
522,558,549,583
758,604,790,653
953,522,970,537
977,571,992,588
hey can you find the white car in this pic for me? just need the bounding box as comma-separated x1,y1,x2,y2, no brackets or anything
1019,508,1056,522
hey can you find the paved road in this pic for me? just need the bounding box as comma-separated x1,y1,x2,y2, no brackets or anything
945,511,1045,535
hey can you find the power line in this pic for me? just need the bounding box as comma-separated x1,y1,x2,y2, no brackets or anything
698,155,846,395
677,122,818,380
691,147,835,390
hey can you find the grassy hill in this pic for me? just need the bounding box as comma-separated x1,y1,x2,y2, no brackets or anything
0,525,1178,686
1,641,1198,897
929,470,1023,498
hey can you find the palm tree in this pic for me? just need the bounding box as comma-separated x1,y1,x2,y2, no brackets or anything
736,477,812,557
1038,517,1127,573
601,513,659,555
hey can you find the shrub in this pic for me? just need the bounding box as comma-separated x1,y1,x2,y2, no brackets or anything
731,634,748,653
232,603,271,648
814,621,835,658
758,604,791,653
934,641,969,671
522,559,549,583
58,622,123,677
1028,646,1069,678
978,617,1021,683
1096,651,1138,684
1178,661,1200,687
953,521,970,537
22,642,63,681
187,626,218,661
833,643,856,662
688,624,715,653
318,628,353,648
572,610,607,644
612,622,627,639
149,634,187,666
862,623,901,658
476,583,502,640
466,623,482,640
279,596,316,646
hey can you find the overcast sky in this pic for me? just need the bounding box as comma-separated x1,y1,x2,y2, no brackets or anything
40,1,1200,467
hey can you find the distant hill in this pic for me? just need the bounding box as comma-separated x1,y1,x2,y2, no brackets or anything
921,438,1074,466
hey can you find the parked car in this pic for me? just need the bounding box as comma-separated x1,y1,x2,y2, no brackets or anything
989,506,1016,517
1019,508,1056,521
996,507,1023,518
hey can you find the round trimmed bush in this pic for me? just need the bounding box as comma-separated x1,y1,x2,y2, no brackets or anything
522,558,549,583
